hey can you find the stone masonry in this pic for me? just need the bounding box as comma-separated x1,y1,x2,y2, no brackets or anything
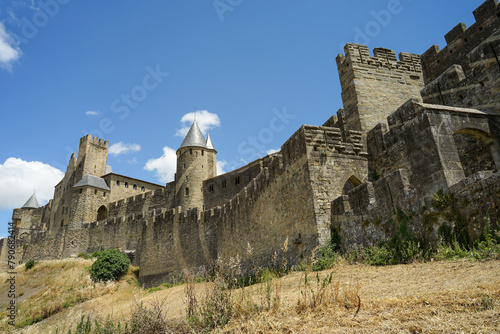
2,0,499,287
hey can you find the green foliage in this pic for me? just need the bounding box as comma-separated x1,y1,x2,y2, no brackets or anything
362,245,393,266
90,249,130,282
432,189,455,210
312,245,338,271
25,259,36,271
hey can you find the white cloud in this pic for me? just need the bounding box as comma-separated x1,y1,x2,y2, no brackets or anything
217,160,228,175
266,148,280,155
0,23,21,71
144,146,177,183
176,110,221,137
109,142,141,156
85,110,100,116
0,158,64,209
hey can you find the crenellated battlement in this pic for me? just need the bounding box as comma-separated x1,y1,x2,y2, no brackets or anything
421,0,500,83
79,134,109,147
336,44,422,74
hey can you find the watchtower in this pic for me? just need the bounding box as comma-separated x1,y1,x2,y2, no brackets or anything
175,120,217,210
75,135,109,181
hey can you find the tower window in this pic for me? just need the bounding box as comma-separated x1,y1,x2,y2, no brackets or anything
94,190,98,195
141,186,145,192
79,189,83,194
235,176,241,185
125,182,129,188
209,184,214,192
185,187,190,196
202,150,204,156
133,184,137,190
190,149,193,155
116,180,120,186
222,180,227,188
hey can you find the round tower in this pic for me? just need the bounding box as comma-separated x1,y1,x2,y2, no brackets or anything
175,120,217,211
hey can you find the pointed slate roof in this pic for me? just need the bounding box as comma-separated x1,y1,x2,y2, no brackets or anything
73,174,110,191
22,192,39,209
179,120,207,150
206,133,215,151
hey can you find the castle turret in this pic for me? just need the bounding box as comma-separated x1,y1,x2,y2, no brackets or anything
75,135,109,181
175,120,217,210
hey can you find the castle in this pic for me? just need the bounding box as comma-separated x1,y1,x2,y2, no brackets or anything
2,0,499,287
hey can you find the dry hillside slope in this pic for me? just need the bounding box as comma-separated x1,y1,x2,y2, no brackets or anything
0,258,498,333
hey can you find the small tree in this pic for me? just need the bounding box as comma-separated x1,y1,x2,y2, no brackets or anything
90,249,130,282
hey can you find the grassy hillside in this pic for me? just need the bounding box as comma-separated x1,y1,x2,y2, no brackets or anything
0,258,499,333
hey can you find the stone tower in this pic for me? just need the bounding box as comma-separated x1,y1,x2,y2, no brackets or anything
175,120,217,210
336,44,424,143
75,135,109,181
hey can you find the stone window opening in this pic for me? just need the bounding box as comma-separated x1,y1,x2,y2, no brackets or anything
94,190,98,195
185,187,190,196
202,150,204,156
141,186,145,192
190,149,193,155
116,180,120,186
103,192,106,197
209,184,214,192
235,176,241,185
133,184,137,190
342,175,363,195
125,182,129,188
97,205,108,221
222,180,227,188
79,189,82,194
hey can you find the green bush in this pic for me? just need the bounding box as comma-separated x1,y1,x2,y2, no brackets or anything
312,245,338,271
90,249,130,282
25,259,36,270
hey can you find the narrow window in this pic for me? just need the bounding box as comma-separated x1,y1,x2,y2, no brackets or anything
133,184,137,190
209,184,214,192
103,192,106,197
235,176,241,185
116,180,120,186
185,187,190,196
79,189,82,194
94,190,97,195
190,149,193,155
141,186,145,192
125,182,129,188
222,180,227,188
202,150,204,156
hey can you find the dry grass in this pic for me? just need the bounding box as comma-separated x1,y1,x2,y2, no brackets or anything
0,258,498,333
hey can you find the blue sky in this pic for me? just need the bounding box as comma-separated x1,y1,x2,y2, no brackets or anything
0,0,485,238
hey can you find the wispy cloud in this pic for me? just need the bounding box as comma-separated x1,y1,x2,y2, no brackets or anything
266,148,280,155
0,23,21,71
175,110,221,137
144,146,177,183
217,160,227,175
85,110,100,116
109,142,141,156
0,158,64,209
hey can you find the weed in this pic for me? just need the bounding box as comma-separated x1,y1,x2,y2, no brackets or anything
25,259,36,271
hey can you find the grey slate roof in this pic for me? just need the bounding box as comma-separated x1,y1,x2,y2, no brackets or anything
179,120,207,149
206,133,215,150
22,192,39,209
73,174,110,191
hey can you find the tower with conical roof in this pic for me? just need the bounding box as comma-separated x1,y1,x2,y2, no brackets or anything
175,119,217,210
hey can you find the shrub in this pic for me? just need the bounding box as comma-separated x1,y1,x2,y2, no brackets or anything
90,249,130,282
312,245,338,271
25,259,36,270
